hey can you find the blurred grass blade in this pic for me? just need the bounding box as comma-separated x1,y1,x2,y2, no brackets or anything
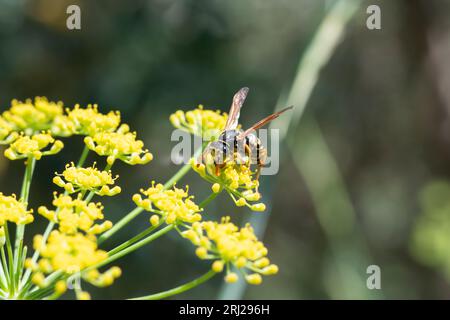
217,0,362,299
292,116,383,299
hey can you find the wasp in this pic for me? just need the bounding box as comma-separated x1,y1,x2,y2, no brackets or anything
200,87,293,180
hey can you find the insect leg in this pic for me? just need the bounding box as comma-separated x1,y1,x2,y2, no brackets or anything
244,143,252,166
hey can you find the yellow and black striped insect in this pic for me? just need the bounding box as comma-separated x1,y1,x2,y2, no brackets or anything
201,87,292,180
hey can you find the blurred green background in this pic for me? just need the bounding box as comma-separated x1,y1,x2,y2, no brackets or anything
1,0,450,299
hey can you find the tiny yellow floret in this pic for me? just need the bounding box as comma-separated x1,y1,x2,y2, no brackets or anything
225,272,239,283
212,260,224,273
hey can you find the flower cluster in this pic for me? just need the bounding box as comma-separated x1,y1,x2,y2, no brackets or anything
0,97,152,165
30,231,108,274
183,216,278,285
170,106,228,140
31,190,119,299
0,97,155,299
192,159,265,212
0,193,33,226
52,104,121,137
0,98,120,138
0,116,18,144
4,132,64,161
53,162,121,196
133,182,202,225
0,95,280,300
85,124,153,165
26,230,120,298
3,97,64,135
38,193,112,235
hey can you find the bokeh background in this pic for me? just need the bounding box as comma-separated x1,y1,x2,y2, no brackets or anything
1,0,450,299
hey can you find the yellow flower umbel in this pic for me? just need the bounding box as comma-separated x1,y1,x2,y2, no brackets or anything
4,132,63,160
2,97,64,135
31,231,107,274
182,216,278,285
133,182,202,225
38,193,112,235
26,230,120,298
84,124,153,166
0,193,33,226
0,116,18,144
170,106,228,141
53,162,121,196
52,104,121,137
192,159,265,212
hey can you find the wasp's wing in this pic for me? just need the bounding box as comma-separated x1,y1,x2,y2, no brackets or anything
237,106,293,139
224,87,249,130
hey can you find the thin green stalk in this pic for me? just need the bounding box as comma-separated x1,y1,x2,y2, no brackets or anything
107,222,162,256
17,279,33,299
4,224,14,294
88,224,174,272
98,207,144,244
163,161,194,190
129,269,216,300
20,222,55,288
84,191,95,203
199,192,219,209
43,291,63,300
163,142,206,189
0,248,8,291
14,157,36,268
24,271,64,300
20,147,89,291
13,246,26,291
19,157,36,202
0,247,9,282
76,145,90,167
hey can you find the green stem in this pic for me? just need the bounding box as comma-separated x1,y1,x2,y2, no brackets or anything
15,157,35,253
76,145,90,167
20,222,55,288
163,161,194,190
3,224,14,294
0,247,9,291
24,271,63,300
129,269,216,300
19,157,36,202
107,222,162,256
20,147,89,292
163,142,206,189
9,157,36,296
88,225,174,272
98,207,144,244
199,192,219,209
84,191,95,203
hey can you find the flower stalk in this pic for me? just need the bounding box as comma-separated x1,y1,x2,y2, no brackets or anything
129,269,216,300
